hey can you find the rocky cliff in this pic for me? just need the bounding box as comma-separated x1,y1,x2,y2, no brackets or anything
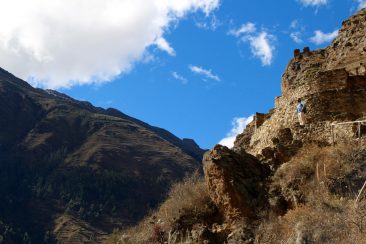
203,7,366,241
114,8,366,244
0,67,205,243
235,8,366,165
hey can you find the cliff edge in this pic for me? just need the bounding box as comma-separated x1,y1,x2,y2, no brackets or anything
234,8,366,166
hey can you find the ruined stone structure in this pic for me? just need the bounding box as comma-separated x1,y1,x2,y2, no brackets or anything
198,8,366,244
234,8,366,159
121,8,366,243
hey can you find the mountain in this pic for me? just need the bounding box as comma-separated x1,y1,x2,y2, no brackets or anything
114,8,366,243
0,68,205,243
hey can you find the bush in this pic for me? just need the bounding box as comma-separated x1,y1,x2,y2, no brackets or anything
270,143,366,207
257,143,366,243
105,172,213,244
256,197,366,243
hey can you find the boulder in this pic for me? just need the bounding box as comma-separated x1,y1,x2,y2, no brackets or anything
203,145,269,220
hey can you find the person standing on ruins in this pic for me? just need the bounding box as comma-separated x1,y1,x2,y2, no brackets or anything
295,98,306,126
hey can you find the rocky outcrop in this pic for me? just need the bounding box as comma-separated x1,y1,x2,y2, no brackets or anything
200,8,366,243
235,8,366,164
326,8,366,72
203,145,269,221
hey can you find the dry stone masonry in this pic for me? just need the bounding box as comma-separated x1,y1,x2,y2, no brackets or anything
234,8,366,161
199,8,366,243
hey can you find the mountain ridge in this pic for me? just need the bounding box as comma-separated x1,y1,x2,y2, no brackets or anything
0,68,205,243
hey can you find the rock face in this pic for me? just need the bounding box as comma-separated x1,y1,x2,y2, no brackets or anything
199,8,366,243
104,8,366,244
0,67,204,243
234,8,366,162
203,145,268,220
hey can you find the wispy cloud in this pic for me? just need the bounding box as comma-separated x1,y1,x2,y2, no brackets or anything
228,22,256,37
219,116,254,148
309,30,339,45
289,19,306,44
172,71,188,84
290,20,299,29
189,65,221,81
246,32,276,66
290,32,303,43
298,0,328,7
356,0,366,9
196,15,221,31
155,37,176,56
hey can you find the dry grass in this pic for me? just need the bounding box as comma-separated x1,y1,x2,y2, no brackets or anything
107,143,366,244
257,142,366,243
256,197,366,243
105,172,213,244
270,143,366,205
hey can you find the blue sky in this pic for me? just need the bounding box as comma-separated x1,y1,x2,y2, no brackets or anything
0,0,365,149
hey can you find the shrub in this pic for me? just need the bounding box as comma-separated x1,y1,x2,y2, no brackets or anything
105,172,213,244
258,142,366,243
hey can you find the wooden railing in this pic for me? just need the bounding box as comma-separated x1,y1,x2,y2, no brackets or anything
330,120,366,145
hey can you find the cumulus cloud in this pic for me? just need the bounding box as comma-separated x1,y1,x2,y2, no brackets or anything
229,22,275,66
219,116,254,148
0,0,220,89
309,30,339,45
246,32,276,66
189,65,221,81
172,71,188,84
356,0,366,9
228,22,256,37
155,37,176,56
298,0,328,7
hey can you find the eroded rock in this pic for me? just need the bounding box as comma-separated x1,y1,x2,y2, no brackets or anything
234,8,366,160
203,145,269,221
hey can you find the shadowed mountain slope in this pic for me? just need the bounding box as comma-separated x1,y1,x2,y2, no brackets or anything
0,67,204,243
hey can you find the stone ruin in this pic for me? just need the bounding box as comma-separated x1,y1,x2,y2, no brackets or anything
234,8,366,163
200,10,366,242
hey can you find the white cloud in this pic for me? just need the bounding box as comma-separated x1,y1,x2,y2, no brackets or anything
228,22,256,37
219,116,254,148
309,30,339,45
0,0,220,89
290,20,299,29
246,32,275,66
298,0,328,7
155,37,176,56
172,71,188,84
189,65,221,81
356,0,366,9
290,32,303,44
229,22,275,66
195,15,221,31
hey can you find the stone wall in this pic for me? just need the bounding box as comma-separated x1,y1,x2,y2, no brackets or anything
234,8,366,158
